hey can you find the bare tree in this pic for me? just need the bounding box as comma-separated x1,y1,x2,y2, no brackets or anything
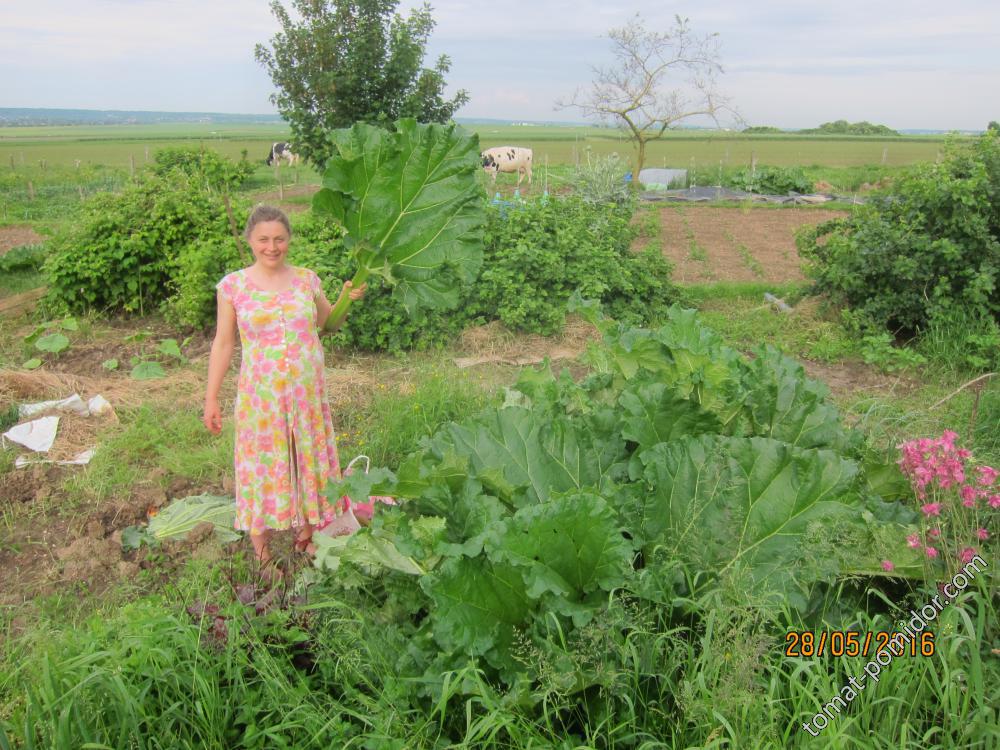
560,14,735,186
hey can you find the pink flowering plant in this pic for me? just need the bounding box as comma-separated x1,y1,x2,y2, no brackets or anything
893,430,997,582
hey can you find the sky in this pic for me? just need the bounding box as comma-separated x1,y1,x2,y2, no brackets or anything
1,0,997,131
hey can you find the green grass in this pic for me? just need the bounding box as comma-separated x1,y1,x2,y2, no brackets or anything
3,560,996,748
335,359,500,469
0,269,45,295
61,404,234,509
0,123,957,170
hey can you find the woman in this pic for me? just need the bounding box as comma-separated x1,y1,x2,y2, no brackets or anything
203,205,366,571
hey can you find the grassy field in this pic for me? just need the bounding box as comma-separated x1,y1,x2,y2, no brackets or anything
0,121,955,169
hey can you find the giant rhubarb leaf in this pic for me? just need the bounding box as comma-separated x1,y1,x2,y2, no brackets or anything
742,346,853,451
440,405,625,507
312,118,485,318
629,434,862,606
421,556,532,667
618,381,722,451
490,492,631,623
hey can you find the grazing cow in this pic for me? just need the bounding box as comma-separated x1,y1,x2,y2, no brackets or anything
481,146,532,187
265,142,299,167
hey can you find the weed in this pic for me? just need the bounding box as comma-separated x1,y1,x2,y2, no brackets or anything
687,239,708,263
859,332,928,373
337,362,497,468
736,242,764,277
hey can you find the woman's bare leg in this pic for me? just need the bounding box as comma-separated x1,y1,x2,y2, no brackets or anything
251,529,273,565
294,522,314,554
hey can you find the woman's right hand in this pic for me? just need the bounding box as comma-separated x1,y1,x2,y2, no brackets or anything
203,397,222,435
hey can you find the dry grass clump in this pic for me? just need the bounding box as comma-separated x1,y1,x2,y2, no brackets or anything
455,315,599,368
0,367,209,462
0,368,205,412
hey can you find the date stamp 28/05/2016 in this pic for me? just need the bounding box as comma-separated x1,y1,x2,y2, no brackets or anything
784,630,936,658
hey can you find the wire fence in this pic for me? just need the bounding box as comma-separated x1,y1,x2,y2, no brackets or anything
1,177,126,221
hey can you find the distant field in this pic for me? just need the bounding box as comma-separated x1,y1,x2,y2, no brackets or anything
477,127,949,168
0,122,956,169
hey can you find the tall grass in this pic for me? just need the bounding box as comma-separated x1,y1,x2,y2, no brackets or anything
336,362,498,469
9,571,995,748
61,404,234,507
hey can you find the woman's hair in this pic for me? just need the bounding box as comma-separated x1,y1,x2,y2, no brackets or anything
244,204,291,239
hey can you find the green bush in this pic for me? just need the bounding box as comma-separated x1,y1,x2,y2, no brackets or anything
301,196,678,350
45,179,677,352
164,237,244,328
798,133,1000,349
151,146,255,191
44,173,239,316
0,242,46,273
467,196,679,335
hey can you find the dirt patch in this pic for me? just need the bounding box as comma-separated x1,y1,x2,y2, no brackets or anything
454,315,599,369
649,205,847,284
799,358,916,405
0,225,44,255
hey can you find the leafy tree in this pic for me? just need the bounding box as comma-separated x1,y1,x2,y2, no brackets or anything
255,0,469,169
559,14,735,186
989,121,1000,133
800,120,899,136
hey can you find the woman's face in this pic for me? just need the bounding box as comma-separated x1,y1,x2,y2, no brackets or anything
248,220,290,270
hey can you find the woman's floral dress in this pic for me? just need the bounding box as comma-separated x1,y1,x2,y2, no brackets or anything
217,267,340,535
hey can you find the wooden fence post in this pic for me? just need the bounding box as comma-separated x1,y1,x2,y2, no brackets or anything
27,181,35,200
130,154,136,178
275,160,283,200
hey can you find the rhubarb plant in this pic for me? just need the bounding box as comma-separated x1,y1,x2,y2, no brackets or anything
317,305,918,684
311,118,485,322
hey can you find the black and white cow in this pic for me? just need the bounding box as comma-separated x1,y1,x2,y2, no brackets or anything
481,146,532,186
265,142,299,167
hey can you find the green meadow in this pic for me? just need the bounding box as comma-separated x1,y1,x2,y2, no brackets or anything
0,121,950,170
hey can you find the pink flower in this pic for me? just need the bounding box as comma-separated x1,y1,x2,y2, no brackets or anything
960,484,977,502
959,547,978,564
921,502,943,517
881,560,895,572
976,465,998,487
977,528,990,540
990,495,1000,509
925,546,939,559
963,497,977,508
907,533,921,549
928,527,941,538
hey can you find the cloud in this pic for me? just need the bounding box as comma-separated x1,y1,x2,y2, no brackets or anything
0,0,997,129
0,0,274,65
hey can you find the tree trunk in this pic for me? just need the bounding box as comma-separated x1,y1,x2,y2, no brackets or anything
632,138,647,192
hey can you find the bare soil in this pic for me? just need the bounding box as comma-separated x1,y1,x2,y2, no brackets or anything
648,205,847,284
0,225,44,255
